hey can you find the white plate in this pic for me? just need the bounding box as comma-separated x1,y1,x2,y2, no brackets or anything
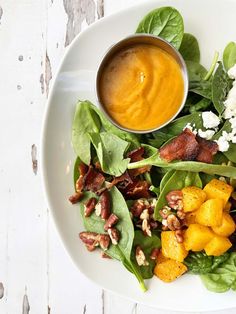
41,0,236,311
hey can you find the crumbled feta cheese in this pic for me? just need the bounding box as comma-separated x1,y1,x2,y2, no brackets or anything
215,136,230,152
202,111,220,129
228,64,236,79
223,65,236,119
183,123,197,135
198,129,215,140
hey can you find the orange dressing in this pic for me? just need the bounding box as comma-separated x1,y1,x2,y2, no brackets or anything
99,44,184,131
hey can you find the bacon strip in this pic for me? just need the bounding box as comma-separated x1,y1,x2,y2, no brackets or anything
160,128,199,162
123,179,151,199
84,166,105,192
127,147,151,177
196,136,218,163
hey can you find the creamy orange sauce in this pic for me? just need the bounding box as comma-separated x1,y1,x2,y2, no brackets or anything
99,44,184,131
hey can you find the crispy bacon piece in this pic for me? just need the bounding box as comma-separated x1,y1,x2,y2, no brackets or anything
196,136,218,163
124,179,151,199
108,171,133,189
127,147,151,177
127,147,145,161
75,162,88,192
84,165,105,192
159,128,199,162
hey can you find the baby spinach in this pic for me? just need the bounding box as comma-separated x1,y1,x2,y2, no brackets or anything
131,231,161,279
179,33,200,62
184,251,230,274
186,60,207,82
91,104,140,149
223,42,236,71
79,186,147,291
189,98,212,113
212,62,232,115
89,132,130,176
201,253,236,293
154,170,202,220
160,169,175,191
127,150,236,179
72,101,101,165
136,7,184,49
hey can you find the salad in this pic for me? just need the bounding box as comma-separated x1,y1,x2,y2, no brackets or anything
69,6,236,293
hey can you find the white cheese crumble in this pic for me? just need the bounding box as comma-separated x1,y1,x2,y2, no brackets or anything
223,65,236,119
198,129,216,140
202,111,220,129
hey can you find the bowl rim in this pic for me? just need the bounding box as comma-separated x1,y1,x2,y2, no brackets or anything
95,33,189,134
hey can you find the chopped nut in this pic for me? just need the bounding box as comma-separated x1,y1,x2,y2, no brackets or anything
100,191,111,220
176,209,186,220
150,248,160,260
166,190,183,210
95,202,102,216
159,206,171,219
104,213,119,231
79,231,100,251
175,230,184,243
107,227,120,245
167,214,181,231
99,234,110,250
162,219,168,227
142,219,152,237
69,191,83,204
140,209,149,220
135,246,149,266
130,199,146,217
150,220,158,229
84,197,97,217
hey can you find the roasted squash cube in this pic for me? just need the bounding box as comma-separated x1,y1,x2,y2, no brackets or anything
184,224,214,251
161,231,188,262
185,211,197,226
204,235,232,256
203,179,233,206
212,212,236,237
224,202,231,213
154,259,187,282
182,186,206,212
195,198,224,227
157,250,168,264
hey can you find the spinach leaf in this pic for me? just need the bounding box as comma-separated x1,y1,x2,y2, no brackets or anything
89,132,130,176
179,33,200,62
127,150,236,179
184,251,230,274
189,98,212,113
154,170,202,220
160,169,175,191
213,120,236,163
186,60,207,82
131,231,161,279
79,186,147,291
201,253,236,293
91,104,141,149
186,61,212,99
212,62,232,115
136,7,184,50
204,51,219,81
73,156,81,187
72,101,101,164
223,42,236,71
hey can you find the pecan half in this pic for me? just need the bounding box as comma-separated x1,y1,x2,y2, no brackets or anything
84,197,97,217
150,248,160,260
166,190,183,210
130,199,146,217
99,234,110,250
140,209,151,237
79,231,100,251
166,214,181,231
104,214,119,231
175,230,184,243
69,191,83,204
135,246,149,266
177,209,186,220
107,227,120,245
159,206,171,219
100,191,111,220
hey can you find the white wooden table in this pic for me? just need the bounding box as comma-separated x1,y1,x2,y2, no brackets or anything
0,1,235,313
